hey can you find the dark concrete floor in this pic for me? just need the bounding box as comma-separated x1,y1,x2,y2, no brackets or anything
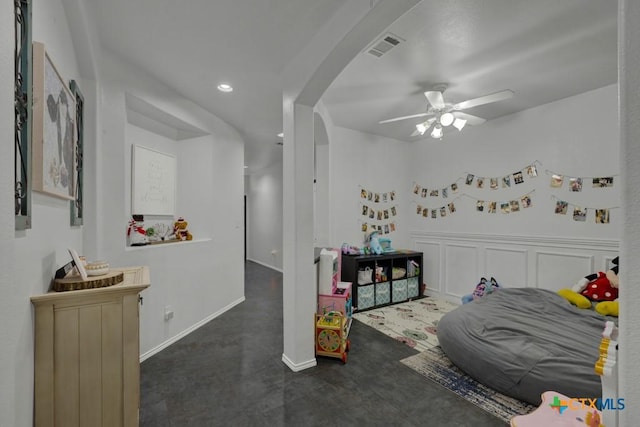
140,261,506,426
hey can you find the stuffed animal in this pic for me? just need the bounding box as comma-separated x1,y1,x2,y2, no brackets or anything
558,257,619,316
462,277,500,304
173,217,193,241
367,230,383,255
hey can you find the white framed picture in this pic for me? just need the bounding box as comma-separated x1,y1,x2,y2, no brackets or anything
68,248,87,281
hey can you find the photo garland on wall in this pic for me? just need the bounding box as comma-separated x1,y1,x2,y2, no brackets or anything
412,161,540,198
413,190,535,219
551,195,618,224
546,169,616,191
358,186,398,234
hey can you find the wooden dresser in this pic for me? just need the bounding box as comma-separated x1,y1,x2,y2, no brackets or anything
31,266,150,427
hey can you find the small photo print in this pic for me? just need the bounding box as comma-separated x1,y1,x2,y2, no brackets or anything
431,209,437,219
362,205,369,216
451,183,459,193
502,175,511,188
361,189,367,199
361,223,368,232
390,222,396,232
391,206,397,216
382,193,388,203
421,188,428,198
595,209,610,224
368,191,373,201
570,177,583,192
593,177,614,188
440,207,447,217
500,202,511,214
488,201,497,213
377,211,382,220
476,177,485,189
369,209,375,219
417,205,423,214
384,224,390,234
430,189,439,197
374,193,380,203
521,195,532,208
413,185,420,195
477,200,485,212
513,171,524,184
490,178,498,190
465,174,475,185
422,208,429,217
377,225,382,232
442,188,448,198
573,208,587,222
390,191,396,201
510,200,520,212
550,174,564,188
555,200,569,214
527,165,538,178
448,202,456,213
383,210,389,219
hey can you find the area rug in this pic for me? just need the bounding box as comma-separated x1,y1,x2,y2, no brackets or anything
401,346,536,423
352,297,458,353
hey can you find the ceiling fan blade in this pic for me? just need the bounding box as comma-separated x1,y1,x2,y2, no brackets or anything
424,91,445,110
379,112,430,124
453,89,514,110
410,129,421,137
453,112,486,125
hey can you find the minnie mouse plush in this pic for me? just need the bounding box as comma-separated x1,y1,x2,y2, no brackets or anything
558,256,619,316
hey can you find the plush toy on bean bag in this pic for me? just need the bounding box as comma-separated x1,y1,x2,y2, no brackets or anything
558,256,619,316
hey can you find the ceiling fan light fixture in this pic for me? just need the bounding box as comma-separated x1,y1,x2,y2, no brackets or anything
440,112,455,127
431,124,443,139
453,118,467,131
416,122,428,135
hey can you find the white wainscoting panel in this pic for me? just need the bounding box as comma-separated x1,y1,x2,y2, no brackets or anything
412,231,619,305
485,247,528,288
414,241,441,292
536,251,594,290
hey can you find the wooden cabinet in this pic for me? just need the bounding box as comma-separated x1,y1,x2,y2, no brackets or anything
341,251,423,312
31,266,150,427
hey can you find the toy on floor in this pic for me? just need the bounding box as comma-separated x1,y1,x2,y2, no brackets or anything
462,277,500,304
558,257,619,316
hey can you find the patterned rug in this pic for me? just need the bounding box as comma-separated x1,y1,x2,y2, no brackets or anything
401,346,536,423
352,297,458,353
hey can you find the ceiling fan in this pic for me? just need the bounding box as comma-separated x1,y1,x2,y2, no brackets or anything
379,84,514,139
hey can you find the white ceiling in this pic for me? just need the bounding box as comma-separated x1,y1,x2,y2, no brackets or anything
87,0,618,173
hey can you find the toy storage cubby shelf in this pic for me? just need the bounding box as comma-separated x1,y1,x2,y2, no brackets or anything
341,251,423,312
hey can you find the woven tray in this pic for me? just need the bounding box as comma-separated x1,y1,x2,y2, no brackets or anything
52,271,124,292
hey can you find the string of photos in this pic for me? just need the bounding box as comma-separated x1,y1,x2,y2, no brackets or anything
413,190,535,219
358,186,398,234
551,195,618,224
412,161,540,198
545,170,616,191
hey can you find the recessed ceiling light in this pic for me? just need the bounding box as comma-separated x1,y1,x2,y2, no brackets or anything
243,166,248,169
277,132,284,138
217,83,233,92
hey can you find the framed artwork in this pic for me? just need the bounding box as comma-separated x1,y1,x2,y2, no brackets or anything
69,80,84,225
68,248,87,281
32,42,76,200
132,145,176,215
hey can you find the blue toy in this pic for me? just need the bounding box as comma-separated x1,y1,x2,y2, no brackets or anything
462,277,500,304
368,230,383,255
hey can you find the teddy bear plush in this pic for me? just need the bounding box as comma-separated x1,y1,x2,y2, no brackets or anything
558,256,619,316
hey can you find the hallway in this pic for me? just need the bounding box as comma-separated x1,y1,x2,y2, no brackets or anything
140,261,505,426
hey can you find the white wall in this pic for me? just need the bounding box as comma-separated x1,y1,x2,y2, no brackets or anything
326,126,414,250
96,50,245,358
247,160,284,270
1,2,245,425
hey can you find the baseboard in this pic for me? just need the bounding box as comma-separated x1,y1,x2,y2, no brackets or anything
281,353,317,372
140,296,246,362
247,257,283,273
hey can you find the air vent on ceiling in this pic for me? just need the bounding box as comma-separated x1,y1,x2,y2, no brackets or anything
366,33,404,57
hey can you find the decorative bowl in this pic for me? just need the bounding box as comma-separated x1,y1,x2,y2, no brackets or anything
86,261,110,276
